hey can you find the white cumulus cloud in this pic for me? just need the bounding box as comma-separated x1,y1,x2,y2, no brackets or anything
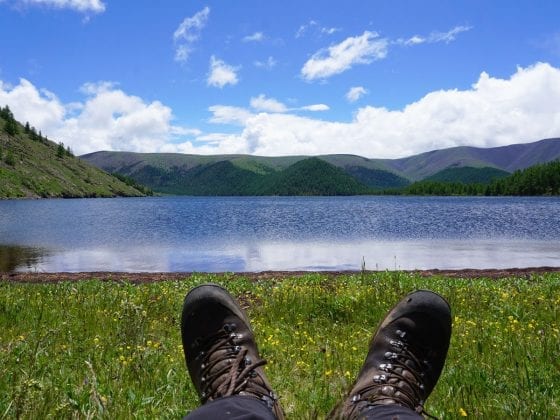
249,94,329,113
79,80,118,95
346,86,368,102
2,63,560,159
0,78,66,134
173,6,210,63
299,104,329,112
13,0,105,13
302,26,471,81
0,78,196,155
208,105,252,125
207,63,560,158
250,94,288,113
301,31,388,81
207,56,239,88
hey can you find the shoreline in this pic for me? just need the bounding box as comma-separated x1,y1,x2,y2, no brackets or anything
2,266,560,283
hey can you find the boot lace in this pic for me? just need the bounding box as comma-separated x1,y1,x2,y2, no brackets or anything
195,323,278,407
350,329,438,419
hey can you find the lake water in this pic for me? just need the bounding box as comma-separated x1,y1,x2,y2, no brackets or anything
1,196,559,272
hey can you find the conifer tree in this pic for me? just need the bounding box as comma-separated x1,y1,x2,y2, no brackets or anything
1,105,18,135
0,105,13,120
5,118,17,136
57,142,66,158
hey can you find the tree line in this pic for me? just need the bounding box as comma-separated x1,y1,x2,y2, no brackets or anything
1,104,74,167
384,160,560,196
111,173,154,196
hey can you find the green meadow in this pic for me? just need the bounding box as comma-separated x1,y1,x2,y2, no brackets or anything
1,272,559,419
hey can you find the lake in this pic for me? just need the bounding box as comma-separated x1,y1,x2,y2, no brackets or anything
1,196,559,272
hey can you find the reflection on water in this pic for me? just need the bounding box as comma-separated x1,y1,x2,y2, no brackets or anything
1,196,560,272
0,245,50,272
6,239,560,273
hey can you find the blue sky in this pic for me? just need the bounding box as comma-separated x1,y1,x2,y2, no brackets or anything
1,0,560,158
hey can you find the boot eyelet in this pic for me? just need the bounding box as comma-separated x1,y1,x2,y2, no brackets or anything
373,374,387,383
224,323,237,333
379,363,393,371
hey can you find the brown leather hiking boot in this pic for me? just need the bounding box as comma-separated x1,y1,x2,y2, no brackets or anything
329,290,452,419
181,283,284,419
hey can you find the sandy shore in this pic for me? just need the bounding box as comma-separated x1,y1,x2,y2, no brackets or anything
2,267,560,283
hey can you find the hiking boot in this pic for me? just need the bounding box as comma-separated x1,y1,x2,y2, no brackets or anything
330,290,452,419
181,283,284,419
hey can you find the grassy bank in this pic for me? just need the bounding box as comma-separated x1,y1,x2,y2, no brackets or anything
0,112,147,199
1,272,559,418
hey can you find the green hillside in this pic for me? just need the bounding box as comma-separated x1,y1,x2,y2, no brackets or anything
381,138,560,180
401,160,560,196
0,107,148,198
82,151,305,175
425,166,510,184
253,157,373,195
486,159,560,195
101,156,373,196
383,148,496,180
80,138,560,196
82,138,560,195
82,151,401,194
344,165,410,190
132,160,264,195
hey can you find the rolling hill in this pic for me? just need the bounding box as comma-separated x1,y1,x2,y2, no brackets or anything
403,159,560,196
425,166,510,184
82,156,374,196
380,138,560,180
252,157,373,195
82,138,560,195
0,108,148,198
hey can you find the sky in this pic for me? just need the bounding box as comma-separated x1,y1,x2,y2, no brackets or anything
1,0,560,158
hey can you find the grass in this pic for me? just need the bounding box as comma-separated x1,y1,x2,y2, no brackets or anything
1,272,559,418
0,119,145,199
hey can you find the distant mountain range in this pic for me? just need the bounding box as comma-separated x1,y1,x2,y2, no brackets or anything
81,138,560,195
